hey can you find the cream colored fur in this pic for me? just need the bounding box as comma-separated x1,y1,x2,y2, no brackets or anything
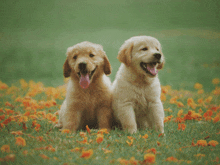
112,36,165,134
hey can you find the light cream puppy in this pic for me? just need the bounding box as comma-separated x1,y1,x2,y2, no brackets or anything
55,41,113,132
112,36,165,134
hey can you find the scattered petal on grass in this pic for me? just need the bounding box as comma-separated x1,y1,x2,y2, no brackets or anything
142,134,148,139
39,154,50,159
15,137,26,146
194,154,205,158
86,125,91,134
165,156,179,162
62,129,70,134
212,78,220,85
80,149,93,159
194,83,203,89
126,136,134,146
196,140,207,147
70,147,81,152
146,148,156,154
97,128,109,134
178,123,186,131
1,145,10,153
4,154,15,162
144,153,155,163
96,134,104,144
208,140,219,147
102,148,113,154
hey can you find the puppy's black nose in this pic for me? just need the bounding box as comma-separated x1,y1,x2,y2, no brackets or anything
78,62,87,70
154,53,161,60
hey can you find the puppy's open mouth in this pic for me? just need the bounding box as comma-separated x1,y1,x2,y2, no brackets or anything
140,62,158,76
77,67,96,89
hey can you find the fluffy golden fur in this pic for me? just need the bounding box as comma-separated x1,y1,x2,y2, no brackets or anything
112,36,165,134
55,41,113,132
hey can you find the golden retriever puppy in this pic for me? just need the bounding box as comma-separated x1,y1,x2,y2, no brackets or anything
112,36,165,134
55,41,113,132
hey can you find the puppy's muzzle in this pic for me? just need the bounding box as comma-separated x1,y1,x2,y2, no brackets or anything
78,62,87,75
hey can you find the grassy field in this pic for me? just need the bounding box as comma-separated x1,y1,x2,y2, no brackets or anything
0,79,219,165
0,0,220,164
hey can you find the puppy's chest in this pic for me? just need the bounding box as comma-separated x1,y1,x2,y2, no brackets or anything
134,87,157,104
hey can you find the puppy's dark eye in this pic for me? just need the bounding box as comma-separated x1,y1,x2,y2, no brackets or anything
156,48,159,51
89,54,95,57
141,47,148,51
73,55,77,60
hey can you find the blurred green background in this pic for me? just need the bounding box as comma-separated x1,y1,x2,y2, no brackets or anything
0,0,219,91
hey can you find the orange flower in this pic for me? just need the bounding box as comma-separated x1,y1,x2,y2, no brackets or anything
102,148,112,154
157,141,161,146
15,137,26,146
205,96,212,103
213,87,220,95
212,78,220,85
97,128,109,134
11,130,23,136
164,115,173,123
194,153,205,158
1,145,10,153
144,153,155,163
79,132,87,137
196,140,207,147
170,96,178,104
62,129,70,134
5,102,13,107
208,140,219,147
146,148,156,154
71,147,81,152
96,134,104,144
160,93,166,102
0,81,8,90
36,136,44,142
165,156,178,162
177,109,183,117
197,89,204,94
178,123,186,131
2,117,12,125
39,154,50,159
213,115,220,123
142,134,148,139
77,137,89,144
4,154,15,162
203,110,213,121
187,98,197,109
86,125,91,134
126,136,134,146
194,83,203,89
81,149,93,159
177,102,184,107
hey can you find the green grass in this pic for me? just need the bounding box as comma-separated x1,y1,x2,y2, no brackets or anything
0,80,219,165
0,0,220,164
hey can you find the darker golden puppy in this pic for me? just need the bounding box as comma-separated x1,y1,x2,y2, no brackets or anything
55,41,113,132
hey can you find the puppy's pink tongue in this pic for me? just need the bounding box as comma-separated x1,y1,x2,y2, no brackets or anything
79,74,90,89
147,65,158,76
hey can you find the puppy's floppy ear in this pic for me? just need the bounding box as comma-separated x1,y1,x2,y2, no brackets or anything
103,55,111,75
117,41,133,66
63,59,71,77
63,46,74,78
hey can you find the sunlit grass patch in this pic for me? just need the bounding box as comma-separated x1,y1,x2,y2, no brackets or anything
0,79,219,164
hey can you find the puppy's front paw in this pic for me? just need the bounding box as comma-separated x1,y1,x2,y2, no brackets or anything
54,123,63,129
127,128,137,134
